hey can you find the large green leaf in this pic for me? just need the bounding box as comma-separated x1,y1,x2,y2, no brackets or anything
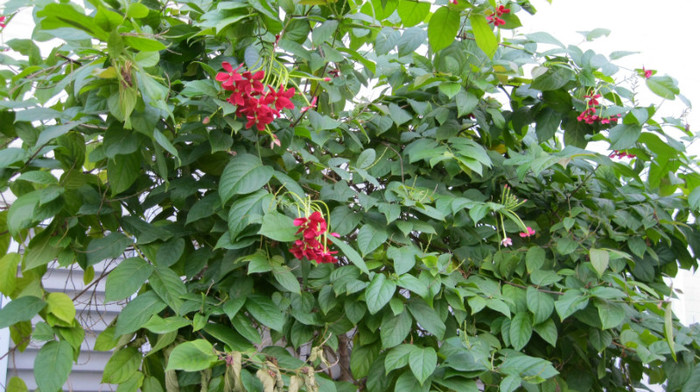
34,341,74,392
408,346,437,385
108,152,141,195
166,340,219,371
428,7,460,53
381,310,412,348
469,15,498,58
86,232,132,266
365,273,396,314
0,253,21,296
258,211,297,241
102,347,141,384
509,312,533,351
115,291,167,336
397,0,430,27
245,294,285,331
0,296,46,328
408,300,445,339
219,154,274,204
105,257,154,302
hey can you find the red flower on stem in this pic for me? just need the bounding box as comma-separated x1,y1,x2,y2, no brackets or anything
290,211,338,264
215,62,297,133
643,67,653,79
487,5,510,26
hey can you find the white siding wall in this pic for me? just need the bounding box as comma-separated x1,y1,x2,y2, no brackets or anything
3,261,123,392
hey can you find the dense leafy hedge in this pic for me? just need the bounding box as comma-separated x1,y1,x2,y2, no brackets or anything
1,0,700,391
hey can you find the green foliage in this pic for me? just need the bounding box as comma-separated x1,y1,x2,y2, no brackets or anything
1,0,699,391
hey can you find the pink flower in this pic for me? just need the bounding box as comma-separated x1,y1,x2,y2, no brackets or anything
519,227,535,238
450,0,458,4
643,67,653,79
301,96,317,113
486,15,506,26
290,211,338,264
0,16,6,29
501,237,512,247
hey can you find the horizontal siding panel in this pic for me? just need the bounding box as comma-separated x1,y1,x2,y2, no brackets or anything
10,368,117,392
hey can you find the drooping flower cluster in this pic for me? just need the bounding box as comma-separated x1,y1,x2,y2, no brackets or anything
290,211,339,264
577,92,621,125
610,150,636,159
486,5,510,26
215,62,295,131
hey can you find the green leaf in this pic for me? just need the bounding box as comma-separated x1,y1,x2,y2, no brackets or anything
124,36,167,52
456,90,478,118
500,375,522,392
428,7,460,53
510,312,533,350
105,257,154,302
589,248,609,277
398,1,430,27
328,235,369,275
469,15,498,58
7,377,28,392
228,189,272,240
357,225,388,256
664,301,676,361
7,190,41,236
126,3,150,18
408,300,445,339
272,265,301,295
166,340,219,371
531,67,574,91
534,319,558,347
245,294,285,331
555,289,588,320
385,344,414,373
365,273,396,314
205,322,255,351
103,347,141,384
350,343,380,380
156,238,185,267
438,83,461,99
115,291,167,336
387,246,418,275
526,287,554,324
388,103,412,126
34,341,74,392
381,311,412,348
259,211,297,241
86,232,132,266
0,253,21,296
108,152,141,195
609,123,642,150
143,315,191,333
525,247,545,274
409,346,437,385
0,296,46,328
312,20,338,46
150,267,187,313
356,148,377,169
0,148,27,169
597,301,625,330
47,292,76,324
646,75,679,100
219,154,274,204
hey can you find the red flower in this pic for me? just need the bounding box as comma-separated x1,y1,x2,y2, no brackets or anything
486,15,506,26
496,5,510,15
643,67,653,79
216,62,244,90
263,86,296,111
519,227,535,238
290,211,338,264
0,16,6,29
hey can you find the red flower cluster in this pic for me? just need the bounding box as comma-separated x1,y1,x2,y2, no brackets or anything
0,16,6,29
290,211,339,264
486,5,510,26
577,93,621,125
610,150,636,159
215,62,295,131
